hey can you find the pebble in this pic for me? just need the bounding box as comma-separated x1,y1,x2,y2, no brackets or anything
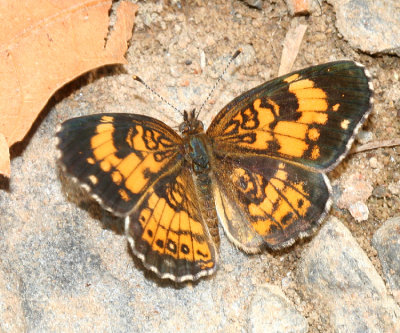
336,173,373,210
285,0,316,16
372,185,388,198
241,0,263,10
369,156,381,169
296,217,400,331
348,201,369,222
388,182,400,195
356,130,374,144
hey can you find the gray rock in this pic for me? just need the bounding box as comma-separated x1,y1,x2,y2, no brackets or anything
249,284,308,333
241,0,263,10
0,261,26,332
372,216,400,304
296,217,400,332
327,0,400,56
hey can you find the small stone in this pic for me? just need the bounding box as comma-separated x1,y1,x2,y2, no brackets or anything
348,201,369,222
173,24,181,34
388,181,400,195
372,216,400,304
205,35,216,47
248,284,308,333
336,173,373,210
281,272,293,289
296,217,400,331
177,31,190,49
285,0,316,16
241,0,263,10
372,185,388,198
369,156,380,169
356,130,374,144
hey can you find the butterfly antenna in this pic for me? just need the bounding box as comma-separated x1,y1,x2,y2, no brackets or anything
196,48,242,120
132,75,183,118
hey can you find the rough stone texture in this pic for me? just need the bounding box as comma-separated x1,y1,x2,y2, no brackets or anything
0,0,399,331
249,284,308,333
348,201,369,222
296,217,400,332
327,0,400,56
335,172,373,221
372,216,400,304
336,173,373,210
0,260,26,332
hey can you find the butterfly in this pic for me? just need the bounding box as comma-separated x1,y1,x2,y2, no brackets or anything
56,61,373,282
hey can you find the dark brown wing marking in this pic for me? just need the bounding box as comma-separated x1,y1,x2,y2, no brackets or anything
208,61,373,171
56,113,182,216
125,165,217,282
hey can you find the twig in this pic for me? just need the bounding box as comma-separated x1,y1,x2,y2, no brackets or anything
352,138,400,154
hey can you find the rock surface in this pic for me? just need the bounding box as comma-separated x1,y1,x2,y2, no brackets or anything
327,0,400,55
372,216,400,304
296,217,400,332
249,284,308,333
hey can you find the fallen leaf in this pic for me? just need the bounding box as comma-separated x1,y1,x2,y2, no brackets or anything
278,23,307,76
0,0,138,177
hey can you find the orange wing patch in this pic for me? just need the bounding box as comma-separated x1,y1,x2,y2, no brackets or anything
137,180,213,262
212,154,329,251
126,168,217,281
230,163,311,237
56,113,183,216
89,117,177,198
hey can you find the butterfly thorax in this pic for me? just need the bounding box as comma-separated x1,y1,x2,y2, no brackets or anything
179,110,220,246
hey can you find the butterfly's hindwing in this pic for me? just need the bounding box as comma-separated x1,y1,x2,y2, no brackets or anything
212,154,331,250
126,165,217,282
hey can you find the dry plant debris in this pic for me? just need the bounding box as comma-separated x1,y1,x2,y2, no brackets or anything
0,0,138,177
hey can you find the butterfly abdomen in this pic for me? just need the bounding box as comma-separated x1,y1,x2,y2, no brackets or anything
185,134,220,247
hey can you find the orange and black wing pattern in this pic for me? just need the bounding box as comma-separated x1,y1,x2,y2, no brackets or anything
57,113,217,281
56,113,182,216
208,61,373,172
125,165,217,282
208,61,373,250
212,155,330,251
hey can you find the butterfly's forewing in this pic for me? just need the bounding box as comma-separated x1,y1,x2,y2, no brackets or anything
126,165,217,282
56,113,183,216
208,61,373,172
207,61,372,249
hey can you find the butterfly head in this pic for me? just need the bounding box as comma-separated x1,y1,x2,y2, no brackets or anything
179,109,204,136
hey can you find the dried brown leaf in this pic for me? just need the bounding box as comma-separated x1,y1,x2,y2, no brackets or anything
0,0,138,177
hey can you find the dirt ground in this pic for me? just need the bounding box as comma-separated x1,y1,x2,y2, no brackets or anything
9,0,400,330
124,1,400,328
